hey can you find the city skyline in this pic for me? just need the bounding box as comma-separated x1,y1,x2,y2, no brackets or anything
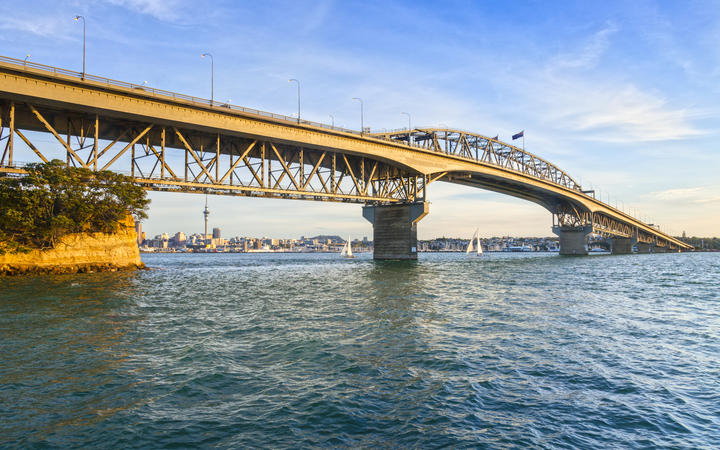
2,1,718,238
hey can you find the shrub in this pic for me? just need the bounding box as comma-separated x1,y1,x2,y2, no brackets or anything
0,160,149,253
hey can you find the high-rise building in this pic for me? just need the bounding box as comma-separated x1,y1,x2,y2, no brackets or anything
213,227,221,239
135,222,143,245
174,232,186,247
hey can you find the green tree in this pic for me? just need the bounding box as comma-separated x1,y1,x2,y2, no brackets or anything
0,160,149,253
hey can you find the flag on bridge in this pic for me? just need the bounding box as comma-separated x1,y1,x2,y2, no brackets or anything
512,130,524,140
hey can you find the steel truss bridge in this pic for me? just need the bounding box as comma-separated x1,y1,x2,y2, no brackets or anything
0,55,691,252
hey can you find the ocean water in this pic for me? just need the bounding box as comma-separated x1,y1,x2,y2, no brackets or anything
1,252,719,448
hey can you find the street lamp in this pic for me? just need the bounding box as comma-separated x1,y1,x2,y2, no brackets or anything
23,54,30,66
201,53,214,106
401,111,411,144
329,114,334,127
73,15,85,79
288,78,300,124
352,97,364,135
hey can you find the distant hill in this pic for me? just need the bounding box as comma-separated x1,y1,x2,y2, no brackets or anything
308,235,345,243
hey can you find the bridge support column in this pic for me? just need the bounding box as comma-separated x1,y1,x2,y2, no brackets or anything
553,226,592,256
611,237,636,255
363,202,429,260
636,242,653,253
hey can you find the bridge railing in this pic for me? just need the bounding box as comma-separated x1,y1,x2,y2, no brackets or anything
0,55,362,136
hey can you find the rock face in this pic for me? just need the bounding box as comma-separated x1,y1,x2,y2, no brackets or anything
0,216,144,275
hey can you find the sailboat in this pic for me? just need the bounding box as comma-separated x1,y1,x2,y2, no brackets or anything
341,235,355,259
466,228,484,257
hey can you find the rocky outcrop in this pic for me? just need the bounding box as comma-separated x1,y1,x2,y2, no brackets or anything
0,216,144,275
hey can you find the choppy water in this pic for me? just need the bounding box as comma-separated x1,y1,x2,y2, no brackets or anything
1,252,719,448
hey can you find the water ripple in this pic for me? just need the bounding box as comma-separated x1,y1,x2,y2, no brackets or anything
1,252,719,448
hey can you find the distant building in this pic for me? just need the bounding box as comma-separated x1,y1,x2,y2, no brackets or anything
213,227,221,239
135,222,143,245
174,232,186,247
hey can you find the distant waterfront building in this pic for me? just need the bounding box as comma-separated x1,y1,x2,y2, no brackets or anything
213,227,221,239
174,232,186,247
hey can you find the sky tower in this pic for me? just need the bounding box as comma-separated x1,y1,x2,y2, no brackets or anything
203,194,210,245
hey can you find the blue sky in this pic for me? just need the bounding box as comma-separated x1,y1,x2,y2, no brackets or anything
2,0,719,239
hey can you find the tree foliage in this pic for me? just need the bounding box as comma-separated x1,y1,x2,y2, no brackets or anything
679,236,720,250
0,160,149,253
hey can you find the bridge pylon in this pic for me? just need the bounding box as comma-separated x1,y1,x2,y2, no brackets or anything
611,236,637,255
552,225,593,256
363,202,429,260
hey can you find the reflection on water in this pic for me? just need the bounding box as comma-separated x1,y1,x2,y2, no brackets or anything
1,252,719,447
1,273,148,442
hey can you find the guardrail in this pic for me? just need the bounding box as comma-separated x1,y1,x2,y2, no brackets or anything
0,55,361,135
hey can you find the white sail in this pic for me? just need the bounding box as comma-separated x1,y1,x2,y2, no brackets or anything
466,228,478,254
341,236,354,258
466,228,484,256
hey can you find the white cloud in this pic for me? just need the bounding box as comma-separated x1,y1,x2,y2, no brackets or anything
551,22,619,70
0,16,70,38
544,82,703,143
104,0,186,22
649,186,720,204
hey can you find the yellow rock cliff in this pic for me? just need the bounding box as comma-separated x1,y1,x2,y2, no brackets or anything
0,216,143,275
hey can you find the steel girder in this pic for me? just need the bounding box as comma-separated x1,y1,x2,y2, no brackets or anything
553,202,678,249
0,100,427,204
371,128,581,192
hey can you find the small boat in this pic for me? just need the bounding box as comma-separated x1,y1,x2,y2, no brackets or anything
503,245,533,252
341,235,355,259
466,228,484,257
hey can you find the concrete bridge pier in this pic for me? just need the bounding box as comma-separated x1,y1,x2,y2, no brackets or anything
552,226,592,255
636,242,653,253
363,202,429,260
611,237,636,254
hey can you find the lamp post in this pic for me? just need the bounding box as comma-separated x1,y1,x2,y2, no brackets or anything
352,97,364,135
73,15,85,79
23,54,30,66
401,111,411,145
201,53,214,106
288,78,300,124
329,114,334,127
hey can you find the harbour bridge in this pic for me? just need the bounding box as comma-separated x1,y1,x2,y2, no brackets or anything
0,55,692,258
